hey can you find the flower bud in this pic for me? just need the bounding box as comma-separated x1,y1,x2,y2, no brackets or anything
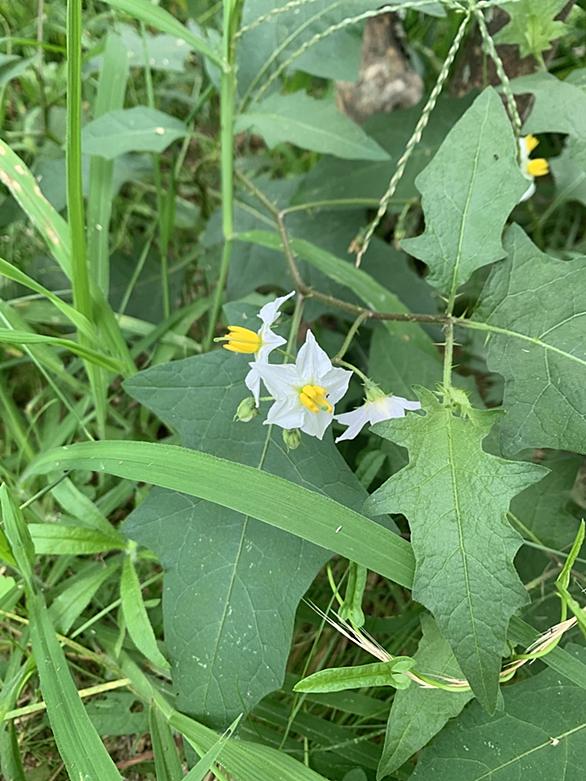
282,428,301,450
234,397,257,423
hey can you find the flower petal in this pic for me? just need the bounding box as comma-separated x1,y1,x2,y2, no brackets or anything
258,291,295,326
519,181,536,202
265,397,304,430
334,407,370,442
300,409,333,440
256,326,286,364
244,366,262,406
368,397,402,424
322,366,352,404
296,330,333,382
397,397,421,412
253,362,299,400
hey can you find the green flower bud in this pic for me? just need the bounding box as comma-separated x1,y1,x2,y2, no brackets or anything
363,379,387,403
234,397,257,423
282,428,301,450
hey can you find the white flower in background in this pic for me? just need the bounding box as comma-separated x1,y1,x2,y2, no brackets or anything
254,330,351,440
519,134,549,202
219,291,295,405
334,382,421,443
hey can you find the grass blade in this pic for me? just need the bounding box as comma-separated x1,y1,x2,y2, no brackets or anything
0,329,125,372
0,255,94,338
149,705,183,781
1,485,123,780
120,555,170,670
183,715,241,781
26,440,415,587
29,524,125,555
28,592,124,780
0,140,71,275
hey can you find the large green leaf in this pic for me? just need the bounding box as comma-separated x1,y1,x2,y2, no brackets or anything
495,0,567,58
90,351,409,726
26,413,409,730
235,93,389,161
511,72,586,137
82,107,186,159
402,88,527,296
365,391,546,711
474,225,586,456
378,615,473,779
412,645,586,780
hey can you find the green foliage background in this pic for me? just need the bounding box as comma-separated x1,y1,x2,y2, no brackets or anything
0,1,585,779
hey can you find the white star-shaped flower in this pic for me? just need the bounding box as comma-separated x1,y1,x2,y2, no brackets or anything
334,385,421,443
219,291,295,405
253,330,351,440
518,134,549,202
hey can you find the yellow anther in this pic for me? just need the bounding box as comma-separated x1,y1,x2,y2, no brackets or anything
524,134,540,154
299,384,333,414
526,158,549,178
219,325,262,354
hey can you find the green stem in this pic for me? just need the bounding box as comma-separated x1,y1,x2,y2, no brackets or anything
67,0,107,436
141,22,171,320
334,312,369,362
204,0,239,350
286,293,304,355
66,0,92,323
334,358,369,384
442,320,454,391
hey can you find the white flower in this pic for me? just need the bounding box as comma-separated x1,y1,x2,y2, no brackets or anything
219,291,295,405
518,134,549,202
334,386,421,443
253,330,351,440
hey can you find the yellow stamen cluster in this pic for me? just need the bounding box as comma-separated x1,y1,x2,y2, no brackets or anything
526,158,549,177
524,134,539,154
221,326,262,354
523,134,549,178
299,384,333,414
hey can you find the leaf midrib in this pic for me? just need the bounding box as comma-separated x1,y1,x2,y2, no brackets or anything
446,90,490,307
445,412,487,701
474,720,585,780
464,319,586,369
